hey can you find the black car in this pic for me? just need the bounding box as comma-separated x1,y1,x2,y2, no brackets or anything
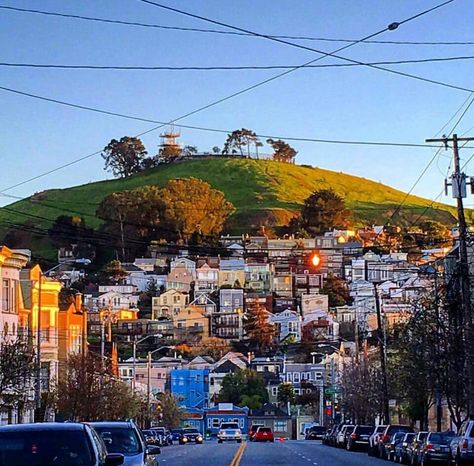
305,426,327,440
0,422,124,466
179,428,204,444
419,432,454,466
346,425,374,451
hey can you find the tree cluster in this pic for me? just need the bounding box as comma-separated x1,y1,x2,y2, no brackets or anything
219,369,268,409
244,303,275,352
96,178,234,259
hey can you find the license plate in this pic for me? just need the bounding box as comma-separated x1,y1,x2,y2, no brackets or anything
440,447,447,452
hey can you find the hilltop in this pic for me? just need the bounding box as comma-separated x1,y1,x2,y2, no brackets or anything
0,158,458,258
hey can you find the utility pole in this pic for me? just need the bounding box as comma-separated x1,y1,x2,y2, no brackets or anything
374,282,390,424
34,273,42,422
147,351,152,428
426,134,474,417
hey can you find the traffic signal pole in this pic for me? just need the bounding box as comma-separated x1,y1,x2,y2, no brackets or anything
426,134,474,418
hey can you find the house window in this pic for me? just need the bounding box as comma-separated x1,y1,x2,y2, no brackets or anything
293,373,300,383
271,387,278,397
162,297,168,304
212,418,220,428
315,372,323,381
274,421,287,432
2,279,9,312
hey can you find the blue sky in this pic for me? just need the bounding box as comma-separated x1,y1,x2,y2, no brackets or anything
1,0,474,208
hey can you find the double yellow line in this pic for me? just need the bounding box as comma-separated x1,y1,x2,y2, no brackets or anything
229,441,247,466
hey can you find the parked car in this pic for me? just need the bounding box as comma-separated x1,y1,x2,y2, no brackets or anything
171,429,184,443
323,426,337,445
89,421,160,466
394,432,416,464
179,428,203,445
378,424,415,460
387,431,406,461
217,422,243,444
254,427,275,443
337,425,354,448
449,420,474,466
0,422,125,466
368,425,387,456
306,426,327,441
408,431,429,466
418,431,454,466
151,428,172,446
347,425,374,451
249,424,264,442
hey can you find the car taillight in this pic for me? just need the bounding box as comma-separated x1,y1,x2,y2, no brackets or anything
351,433,357,439
383,435,390,443
462,439,469,449
425,443,433,450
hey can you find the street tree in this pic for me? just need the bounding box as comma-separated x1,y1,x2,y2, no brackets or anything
0,338,36,420
244,303,275,352
102,136,147,178
266,138,297,163
100,260,128,284
56,352,140,421
181,145,198,156
222,128,260,157
277,383,296,406
212,146,221,154
158,393,183,429
160,178,234,242
296,189,351,235
322,273,352,307
419,220,451,248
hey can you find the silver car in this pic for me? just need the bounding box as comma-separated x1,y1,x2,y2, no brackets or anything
450,421,474,465
89,421,160,466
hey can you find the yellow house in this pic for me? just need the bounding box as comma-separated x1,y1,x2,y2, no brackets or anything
20,265,62,391
172,305,210,343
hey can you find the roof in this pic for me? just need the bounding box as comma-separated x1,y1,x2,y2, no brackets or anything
88,421,135,428
249,403,290,418
0,422,86,432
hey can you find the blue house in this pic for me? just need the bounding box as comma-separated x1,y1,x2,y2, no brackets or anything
204,403,249,436
170,368,210,409
181,407,205,433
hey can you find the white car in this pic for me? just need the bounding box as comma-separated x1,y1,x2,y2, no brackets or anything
336,425,354,448
217,422,243,443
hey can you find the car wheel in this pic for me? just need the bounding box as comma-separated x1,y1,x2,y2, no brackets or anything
218,440,223,444
455,453,466,466
237,439,242,444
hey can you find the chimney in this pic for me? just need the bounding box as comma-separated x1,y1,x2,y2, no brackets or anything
75,293,82,311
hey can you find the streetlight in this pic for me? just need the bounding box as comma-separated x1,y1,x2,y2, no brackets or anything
35,258,91,422
146,345,175,428
132,334,162,392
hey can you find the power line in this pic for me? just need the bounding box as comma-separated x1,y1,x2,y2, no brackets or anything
1,4,471,46
3,55,474,70
0,1,454,195
137,0,470,94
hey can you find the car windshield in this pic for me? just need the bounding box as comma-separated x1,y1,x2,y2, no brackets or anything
388,426,413,434
309,427,326,433
221,423,239,430
93,426,141,455
429,433,454,443
259,428,271,433
405,434,416,442
0,429,94,466
172,430,183,434
376,426,386,433
184,429,199,434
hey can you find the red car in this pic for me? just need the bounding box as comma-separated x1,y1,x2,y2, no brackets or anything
254,427,275,443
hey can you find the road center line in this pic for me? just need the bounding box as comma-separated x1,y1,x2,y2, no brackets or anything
229,441,247,466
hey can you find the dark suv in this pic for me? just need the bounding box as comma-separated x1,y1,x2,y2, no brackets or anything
347,425,374,451
378,424,414,459
0,422,124,466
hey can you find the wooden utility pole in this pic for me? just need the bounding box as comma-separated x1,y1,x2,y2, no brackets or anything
374,283,390,424
426,134,474,417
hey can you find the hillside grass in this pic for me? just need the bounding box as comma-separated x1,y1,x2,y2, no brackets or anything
0,158,459,258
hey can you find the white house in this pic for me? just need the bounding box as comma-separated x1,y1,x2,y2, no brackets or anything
269,309,301,343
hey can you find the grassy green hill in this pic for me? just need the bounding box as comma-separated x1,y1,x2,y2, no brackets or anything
0,158,459,259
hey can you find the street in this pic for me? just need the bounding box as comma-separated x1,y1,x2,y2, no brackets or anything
159,440,390,466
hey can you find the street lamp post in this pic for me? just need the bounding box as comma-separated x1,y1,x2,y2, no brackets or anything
146,345,175,428
132,334,162,392
35,258,90,422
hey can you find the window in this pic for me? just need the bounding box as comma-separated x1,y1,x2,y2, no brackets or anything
2,279,9,312
293,373,300,382
162,297,168,304
212,418,220,428
271,387,278,397
274,421,287,432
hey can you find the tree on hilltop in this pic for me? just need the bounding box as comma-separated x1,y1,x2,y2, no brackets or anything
102,136,147,178
223,128,260,157
267,138,297,163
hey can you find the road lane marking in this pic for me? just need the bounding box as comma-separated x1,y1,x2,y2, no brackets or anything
229,441,247,466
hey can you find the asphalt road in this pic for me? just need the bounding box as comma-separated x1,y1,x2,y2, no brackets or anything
158,440,391,466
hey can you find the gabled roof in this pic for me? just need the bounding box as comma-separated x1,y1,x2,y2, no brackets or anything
249,402,290,418
213,359,241,374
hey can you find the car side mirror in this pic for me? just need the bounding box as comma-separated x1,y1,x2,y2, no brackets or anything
146,445,161,456
104,453,124,466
